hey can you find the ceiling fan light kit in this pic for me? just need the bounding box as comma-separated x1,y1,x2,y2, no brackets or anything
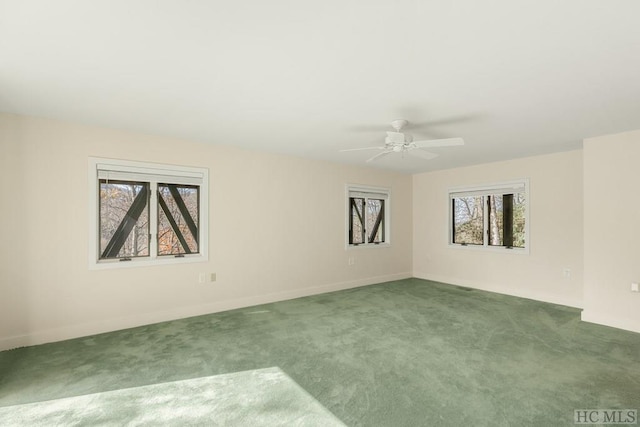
341,119,465,163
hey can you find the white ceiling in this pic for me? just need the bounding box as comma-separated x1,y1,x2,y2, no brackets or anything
1,1,639,173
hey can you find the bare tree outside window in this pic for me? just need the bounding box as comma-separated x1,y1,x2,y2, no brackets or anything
91,158,208,268
348,189,388,246
158,184,199,255
452,196,483,245
99,180,149,258
451,188,527,249
350,198,365,244
488,195,503,246
366,199,384,243
512,192,526,248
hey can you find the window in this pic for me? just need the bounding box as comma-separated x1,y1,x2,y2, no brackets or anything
89,158,208,268
449,180,528,251
347,185,390,247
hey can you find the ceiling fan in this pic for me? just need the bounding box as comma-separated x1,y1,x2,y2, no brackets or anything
341,119,464,163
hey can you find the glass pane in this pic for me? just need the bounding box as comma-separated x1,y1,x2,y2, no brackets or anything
158,184,199,255
513,192,526,248
453,196,484,245
488,195,504,246
99,180,149,258
366,199,384,243
350,198,365,244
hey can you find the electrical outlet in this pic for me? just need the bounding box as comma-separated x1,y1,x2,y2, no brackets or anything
631,282,639,292
198,273,206,284
562,268,571,279
348,257,355,266
210,273,216,282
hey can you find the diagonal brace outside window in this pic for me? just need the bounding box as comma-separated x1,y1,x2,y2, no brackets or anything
158,192,192,254
350,197,365,244
167,185,198,244
101,185,149,258
368,199,384,243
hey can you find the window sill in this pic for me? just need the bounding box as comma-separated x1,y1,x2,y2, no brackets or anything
89,254,207,270
346,242,391,250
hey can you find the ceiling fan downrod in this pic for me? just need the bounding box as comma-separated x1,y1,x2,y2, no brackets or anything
390,119,408,132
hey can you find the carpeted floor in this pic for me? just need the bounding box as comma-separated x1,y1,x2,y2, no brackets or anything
0,367,345,426
1,278,639,426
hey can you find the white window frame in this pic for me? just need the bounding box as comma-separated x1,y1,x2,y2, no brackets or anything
345,184,391,249
88,157,209,269
448,179,529,254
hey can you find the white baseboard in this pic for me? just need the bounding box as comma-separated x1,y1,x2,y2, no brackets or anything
0,272,411,352
413,272,584,309
581,310,640,334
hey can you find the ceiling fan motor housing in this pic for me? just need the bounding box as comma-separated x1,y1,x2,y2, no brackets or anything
385,131,407,145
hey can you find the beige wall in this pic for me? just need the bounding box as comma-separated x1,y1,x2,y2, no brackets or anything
413,150,584,308
0,113,413,350
583,130,640,333
2,112,637,350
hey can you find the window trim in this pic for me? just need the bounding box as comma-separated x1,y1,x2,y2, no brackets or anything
448,179,529,254
345,184,391,249
88,157,209,269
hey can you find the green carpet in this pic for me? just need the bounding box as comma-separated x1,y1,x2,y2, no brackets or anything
1,278,639,426
0,367,344,426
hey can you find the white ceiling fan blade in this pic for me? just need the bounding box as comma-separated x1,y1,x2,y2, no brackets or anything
339,146,385,152
366,150,393,163
409,114,479,129
408,149,438,160
413,137,464,148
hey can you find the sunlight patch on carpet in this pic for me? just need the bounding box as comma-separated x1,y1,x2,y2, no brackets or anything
0,367,345,426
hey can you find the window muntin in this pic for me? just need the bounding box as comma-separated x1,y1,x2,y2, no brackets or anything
449,181,528,251
347,186,389,247
89,158,208,268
